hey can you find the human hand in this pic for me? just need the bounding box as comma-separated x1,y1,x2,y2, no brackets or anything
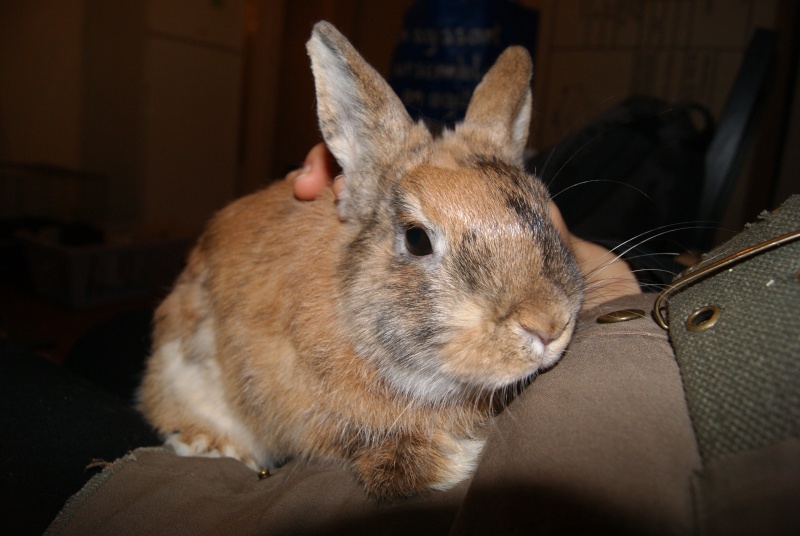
286,142,344,200
548,202,642,308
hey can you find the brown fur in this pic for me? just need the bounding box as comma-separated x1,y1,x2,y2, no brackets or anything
139,21,583,498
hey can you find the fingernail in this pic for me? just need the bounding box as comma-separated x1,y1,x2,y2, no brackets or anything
333,174,345,197
294,164,311,182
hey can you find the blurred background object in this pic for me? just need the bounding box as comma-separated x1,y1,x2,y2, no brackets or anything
389,0,539,129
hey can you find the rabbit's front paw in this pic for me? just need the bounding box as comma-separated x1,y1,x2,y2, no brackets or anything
354,432,483,499
165,431,260,471
429,436,484,491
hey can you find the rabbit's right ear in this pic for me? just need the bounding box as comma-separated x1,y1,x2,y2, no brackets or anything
307,22,422,220
458,46,533,167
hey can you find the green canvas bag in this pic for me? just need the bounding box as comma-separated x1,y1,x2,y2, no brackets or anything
656,195,800,535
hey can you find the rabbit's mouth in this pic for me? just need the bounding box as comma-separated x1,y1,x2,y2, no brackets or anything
416,291,579,389
370,307,577,406
438,314,577,391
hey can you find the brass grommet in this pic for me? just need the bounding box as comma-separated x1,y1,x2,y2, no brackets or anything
686,306,720,331
258,468,270,480
596,309,646,323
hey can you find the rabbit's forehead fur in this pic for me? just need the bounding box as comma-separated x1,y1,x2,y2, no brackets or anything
390,153,569,286
398,160,549,239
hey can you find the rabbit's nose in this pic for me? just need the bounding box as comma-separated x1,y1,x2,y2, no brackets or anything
515,306,569,347
523,326,554,347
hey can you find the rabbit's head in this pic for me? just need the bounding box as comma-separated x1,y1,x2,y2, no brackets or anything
308,22,583,405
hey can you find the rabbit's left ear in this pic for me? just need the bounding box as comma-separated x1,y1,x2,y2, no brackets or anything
307,22,424,220
458,47,533,167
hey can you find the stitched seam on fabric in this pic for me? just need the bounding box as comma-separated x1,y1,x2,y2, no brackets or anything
44,447,171,535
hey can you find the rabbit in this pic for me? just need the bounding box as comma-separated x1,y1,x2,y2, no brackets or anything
138,21,584,499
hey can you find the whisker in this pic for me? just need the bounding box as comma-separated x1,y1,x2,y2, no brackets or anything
533,97,620,179
583,267,680,291
536,99,624,187
582,222,719,280
388,401,413,433
550,179,655,205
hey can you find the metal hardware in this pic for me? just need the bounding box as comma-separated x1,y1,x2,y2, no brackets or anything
685,305,721,331
653,230,800,330
597,309,646,324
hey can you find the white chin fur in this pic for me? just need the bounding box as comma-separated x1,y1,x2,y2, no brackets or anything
382,355,535,406
430,436,486,490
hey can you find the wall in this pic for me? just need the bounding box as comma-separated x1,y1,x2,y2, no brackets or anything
240,0,414,187
0,1,84,169
81,0,146,224
2,0,245,234
83,0,245,232
140,0,245,231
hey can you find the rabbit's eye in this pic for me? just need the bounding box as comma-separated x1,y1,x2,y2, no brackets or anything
405,226,433,256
